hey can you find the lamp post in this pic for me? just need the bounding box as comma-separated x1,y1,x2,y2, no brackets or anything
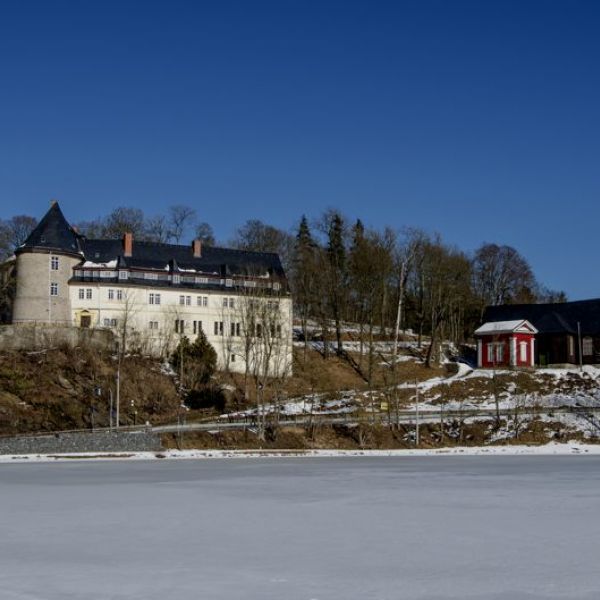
115,341,121,429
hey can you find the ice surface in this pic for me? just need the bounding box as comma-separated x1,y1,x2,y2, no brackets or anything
1,457,600,599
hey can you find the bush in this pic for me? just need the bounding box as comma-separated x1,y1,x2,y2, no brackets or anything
185,386,226,412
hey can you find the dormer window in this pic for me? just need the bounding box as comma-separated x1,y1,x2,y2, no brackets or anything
118,270,128,280
173,274,181,285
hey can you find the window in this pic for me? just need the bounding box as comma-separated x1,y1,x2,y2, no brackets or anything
273,282,281,291
173,274,181,285
256,323,262,338
231,354,236,363
568,335,575,356
86,289,92,300
78,288,85,300
118,270,128,280
231,322,236,336
149,293,161,305
203,296,208,307
519,341,527,362
145,272,158,280
50,256,59,270
583,337,593,356
103,318,118,328
223,297,228,308
229,298,235,309
225,278,233,287
236,322,241,337
179,295,185,305
108,289,114,300
117,289,123,301
197,296,208,307
149,321,159,330
50,283,58,296
175,319,185,334
186,296,191,306
496,343,504,363
214,321,223,335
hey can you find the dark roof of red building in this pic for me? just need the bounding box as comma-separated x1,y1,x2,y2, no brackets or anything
483,299,600,336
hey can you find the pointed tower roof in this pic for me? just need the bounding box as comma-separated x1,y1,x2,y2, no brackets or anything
19,201,82,255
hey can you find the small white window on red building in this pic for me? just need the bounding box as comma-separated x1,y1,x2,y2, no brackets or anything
496,344,504,363
520,342,527,362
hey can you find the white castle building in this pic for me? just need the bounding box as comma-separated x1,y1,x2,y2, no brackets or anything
10,202,292,376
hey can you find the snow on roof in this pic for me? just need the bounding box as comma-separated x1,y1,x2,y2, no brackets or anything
82,259,118,269
474,319,538,335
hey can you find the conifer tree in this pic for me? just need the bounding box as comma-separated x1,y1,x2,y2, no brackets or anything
327,212,347,356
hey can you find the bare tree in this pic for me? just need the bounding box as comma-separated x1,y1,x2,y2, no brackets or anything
472,243,538,318
146,215,171,243
195,222,216,246
168,205,197,243
0,215,38,259
230,282,291,439
231,219,294,272
392,228,425,360
105,207,147,238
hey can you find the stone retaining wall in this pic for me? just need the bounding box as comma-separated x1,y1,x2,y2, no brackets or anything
0,324,113,352
0,430,162,455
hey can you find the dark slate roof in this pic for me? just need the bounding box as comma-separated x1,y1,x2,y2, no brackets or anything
19,202,82,255
21,202,287,280
80,238,286,278
483,299,600,335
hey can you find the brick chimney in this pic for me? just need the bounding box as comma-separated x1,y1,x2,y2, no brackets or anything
123,232,133,257
192,239,202,258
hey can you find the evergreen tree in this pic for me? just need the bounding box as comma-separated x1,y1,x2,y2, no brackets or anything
293,215,318,357
170,331,217,390
326,211,347,355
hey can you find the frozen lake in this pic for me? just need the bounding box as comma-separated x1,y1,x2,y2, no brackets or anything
1,456,599,600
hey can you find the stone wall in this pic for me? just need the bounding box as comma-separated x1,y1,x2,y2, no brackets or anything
0,430,163,455
0,323,114,352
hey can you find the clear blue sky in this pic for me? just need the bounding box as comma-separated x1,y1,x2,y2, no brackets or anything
1,1,599,298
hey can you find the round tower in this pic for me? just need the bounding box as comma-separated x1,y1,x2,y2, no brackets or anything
12,202,83,325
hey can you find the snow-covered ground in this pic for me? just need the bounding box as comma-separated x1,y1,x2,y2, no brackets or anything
223,364,600,430
1,455,600,599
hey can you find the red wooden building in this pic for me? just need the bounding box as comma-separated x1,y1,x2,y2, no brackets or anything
474,320,538,368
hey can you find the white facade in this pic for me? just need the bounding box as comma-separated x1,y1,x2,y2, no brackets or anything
69,283,293,376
